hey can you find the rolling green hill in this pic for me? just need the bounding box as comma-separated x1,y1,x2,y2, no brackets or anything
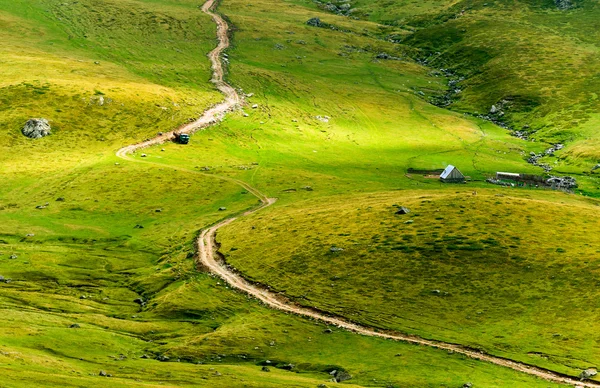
0,0,599,386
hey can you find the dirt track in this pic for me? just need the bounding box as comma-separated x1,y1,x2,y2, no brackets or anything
116,1,597,386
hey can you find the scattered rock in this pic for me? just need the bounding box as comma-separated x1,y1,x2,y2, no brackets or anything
91,95,105,106
303,186,314,191
22,118,51,139
156,354,169,361
329,246,343,253
463,383,473,388
251,104,258,109
546,175,577,190
141,154,147,158
261,366,270,372
329,369,352,383
80,295,87,299
280,363,295,370
25,233,34,237
133,298,145,305
555,0,573,10
155,209,162,213
580,368,597,381
306,17,323,27
218,207,227,211
395,206,410,215
134,224,144,229
56,197,65,202
9,254,17,260
99,370,108,377
70,323,80,328
140,354,149,359
375,52,401,60
35,205,46,209
323,328,333,334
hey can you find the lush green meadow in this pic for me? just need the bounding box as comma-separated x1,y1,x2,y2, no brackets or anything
219,189,600,376
1,0,599,386
311,0,600,169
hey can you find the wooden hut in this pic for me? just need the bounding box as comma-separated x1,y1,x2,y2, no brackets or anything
440,165,465,183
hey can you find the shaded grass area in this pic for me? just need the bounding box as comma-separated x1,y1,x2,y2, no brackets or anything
219,189,600,377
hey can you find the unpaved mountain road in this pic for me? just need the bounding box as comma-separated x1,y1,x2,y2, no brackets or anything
116,0,240,158
116,1,597,386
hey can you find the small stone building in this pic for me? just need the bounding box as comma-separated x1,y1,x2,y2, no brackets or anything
440,165,465,183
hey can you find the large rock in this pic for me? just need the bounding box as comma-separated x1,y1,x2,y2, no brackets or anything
22,118,51,139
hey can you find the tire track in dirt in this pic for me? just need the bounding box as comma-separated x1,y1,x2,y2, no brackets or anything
117,1,596,386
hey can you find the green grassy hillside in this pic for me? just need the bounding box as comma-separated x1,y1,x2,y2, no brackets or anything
305,0,600,170
1,0,598,386
219,189,600,376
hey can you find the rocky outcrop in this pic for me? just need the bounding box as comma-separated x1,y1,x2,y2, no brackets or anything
22,118,51,139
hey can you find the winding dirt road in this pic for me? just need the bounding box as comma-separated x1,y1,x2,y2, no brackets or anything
116,1,598,386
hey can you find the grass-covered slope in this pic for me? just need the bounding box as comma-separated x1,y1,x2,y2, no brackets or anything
305,0,600,170
219,189,600,376
0,0,597,386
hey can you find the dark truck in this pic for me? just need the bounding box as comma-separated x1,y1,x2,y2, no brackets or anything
174,132,190,144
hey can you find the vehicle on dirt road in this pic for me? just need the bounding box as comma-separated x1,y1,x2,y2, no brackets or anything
174,133,190,144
